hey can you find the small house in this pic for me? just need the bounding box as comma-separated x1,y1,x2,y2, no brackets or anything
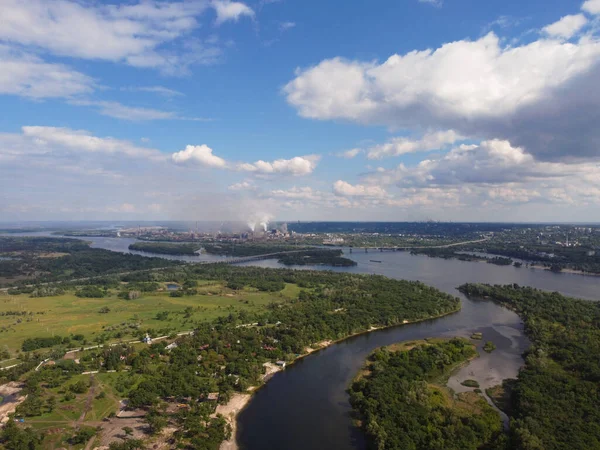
276,361,286,369
143,333,152,344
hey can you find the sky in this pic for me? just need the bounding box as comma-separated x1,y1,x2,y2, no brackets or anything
1,0,600,223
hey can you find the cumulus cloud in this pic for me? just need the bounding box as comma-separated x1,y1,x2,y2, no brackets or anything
367,130,464,159
171,146,318,176
367,140,598,188
333,180,387,198
212,0,255,25
238,156,319,176
583,0,600,15
0,45,95,99
284,26,600,161
171,145,227,168
543,14,587,39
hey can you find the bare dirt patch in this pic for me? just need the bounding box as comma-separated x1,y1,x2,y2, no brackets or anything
0,382,26,424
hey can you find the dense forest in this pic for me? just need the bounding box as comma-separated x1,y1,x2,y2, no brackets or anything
277,249,356,266
459,283,600,449
0,237,181,287
349,338,504,450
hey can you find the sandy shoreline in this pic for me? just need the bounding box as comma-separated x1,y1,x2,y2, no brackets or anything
216,307,461,450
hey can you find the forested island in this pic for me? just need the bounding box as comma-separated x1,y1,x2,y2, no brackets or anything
201,242,308,257
129,242,200,255
459,283,600,449
277,249,356,266
349,338,504,450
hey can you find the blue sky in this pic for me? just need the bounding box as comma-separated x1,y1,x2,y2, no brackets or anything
1,0,600,222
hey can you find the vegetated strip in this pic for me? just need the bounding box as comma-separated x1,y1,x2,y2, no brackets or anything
459,283,600,449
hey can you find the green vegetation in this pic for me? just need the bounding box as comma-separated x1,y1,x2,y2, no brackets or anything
461,379,480,388
1,261,461,449
349,338,504,450
459,283,600,449
471,332,483,340
483,341,496,353
277,249,356,266
201,242,308,257
0,237,181,287
128,242,200,255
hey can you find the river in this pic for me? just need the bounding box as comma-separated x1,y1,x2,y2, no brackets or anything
4,233,600,449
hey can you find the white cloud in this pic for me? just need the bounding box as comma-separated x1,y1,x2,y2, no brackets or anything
419,0,442,6
238,156,319,176
270,187,320,200
123,86,184,97
0,0,232,74
333,180,387,198
171,145,227,168
0,45,94,99
70,100,176,121
582,0,600,15
279,21,296,32
367,130,464,159
336,148,362,159
284,28,600,161
20,126,166,161
543,14,587,39
366,140,599,188
212,0,254,25
229,181,255,190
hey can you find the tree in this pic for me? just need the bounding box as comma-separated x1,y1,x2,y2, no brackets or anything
122,426,134,437
146,407,168,435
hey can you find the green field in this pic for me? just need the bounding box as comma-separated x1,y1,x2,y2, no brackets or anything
0,281,301,354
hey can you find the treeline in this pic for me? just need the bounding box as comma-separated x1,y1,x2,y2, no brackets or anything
278,249,357,266
129,242,200,255
459,283,600,449
349,338,504,450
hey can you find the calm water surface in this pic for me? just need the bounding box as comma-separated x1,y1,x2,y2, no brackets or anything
235,251,600,450
4,234,600,449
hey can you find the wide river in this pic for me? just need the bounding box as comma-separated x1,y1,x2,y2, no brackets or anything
5,233,600,449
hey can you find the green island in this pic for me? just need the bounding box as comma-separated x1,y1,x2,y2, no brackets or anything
349,338,504,450
459,283,600,449
128,242,201,255
277,249,356,266
0,239,460,449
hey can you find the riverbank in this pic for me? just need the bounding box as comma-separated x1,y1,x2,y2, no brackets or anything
219,306,462,450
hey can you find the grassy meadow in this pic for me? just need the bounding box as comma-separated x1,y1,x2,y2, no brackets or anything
0,281,301,354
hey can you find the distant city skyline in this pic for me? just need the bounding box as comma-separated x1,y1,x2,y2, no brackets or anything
1,0,599,222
